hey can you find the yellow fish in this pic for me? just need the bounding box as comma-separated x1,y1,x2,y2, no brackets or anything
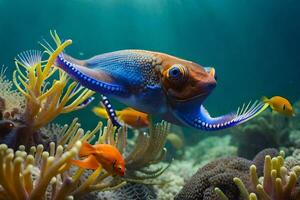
93,107,149,129
262,96,294,117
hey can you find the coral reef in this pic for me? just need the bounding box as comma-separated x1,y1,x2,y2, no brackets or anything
0,119,125,200
58,118,171,185
231,110,291,159
124,121,170,182
153,160,198,200
216,151,300,200
137,135,237,200
184,135,237,167
97,183,156,200
175,157,252,200
0,141,82,200
175,148,278,200
0,117,171,199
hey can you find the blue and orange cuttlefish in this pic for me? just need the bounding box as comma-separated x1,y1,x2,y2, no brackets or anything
54,48,268,131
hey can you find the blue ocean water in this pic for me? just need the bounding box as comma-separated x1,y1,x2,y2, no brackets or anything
0,0,299,130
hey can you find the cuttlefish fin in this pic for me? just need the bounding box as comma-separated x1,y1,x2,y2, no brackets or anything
70,155,100,170
174,100,269,131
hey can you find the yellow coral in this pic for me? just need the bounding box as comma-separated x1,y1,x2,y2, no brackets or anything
0,115,171,199
0,141,81,200
249,151,300,200
13,31,95,131
0,119,129,200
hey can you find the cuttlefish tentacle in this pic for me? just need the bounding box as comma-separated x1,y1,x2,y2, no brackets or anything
174,101,269,131
100,95,122,128
55,53,128,96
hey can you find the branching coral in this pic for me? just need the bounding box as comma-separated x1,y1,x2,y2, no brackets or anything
0,31,95,149
0,141,82,200
13,31,95,131
92,120,171,199
0,107,170,199
0,110,170,199
84,119,170,183
0,119,126,200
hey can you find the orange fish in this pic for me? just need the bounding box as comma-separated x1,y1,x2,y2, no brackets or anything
93,107,149,129
262,96,294,117
70,142,126,176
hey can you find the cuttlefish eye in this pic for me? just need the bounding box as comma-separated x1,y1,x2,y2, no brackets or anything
167,64,188,82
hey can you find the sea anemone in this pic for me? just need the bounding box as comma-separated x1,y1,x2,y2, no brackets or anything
124,121,170,182
215,151,300,200
0,141,82,200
